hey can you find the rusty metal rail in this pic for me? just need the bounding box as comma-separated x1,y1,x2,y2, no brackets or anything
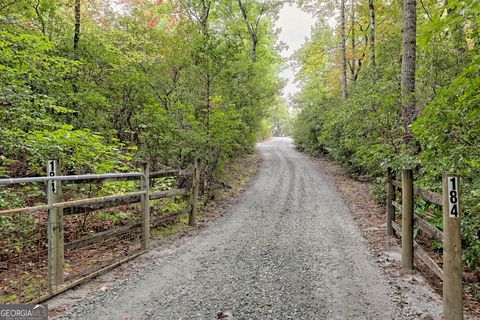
0,172,146,185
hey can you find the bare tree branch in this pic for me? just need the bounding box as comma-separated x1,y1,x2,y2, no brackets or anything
0,0,20,12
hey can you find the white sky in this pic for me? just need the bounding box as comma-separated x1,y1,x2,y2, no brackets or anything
275,4,316,100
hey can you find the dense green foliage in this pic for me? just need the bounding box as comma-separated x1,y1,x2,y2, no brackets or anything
1,0,478,276
292,0,479,271
0,0,282,183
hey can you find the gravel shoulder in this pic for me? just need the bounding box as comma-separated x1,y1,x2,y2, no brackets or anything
56,137,444,320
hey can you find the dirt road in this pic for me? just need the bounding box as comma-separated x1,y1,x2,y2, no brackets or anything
59,137,431,319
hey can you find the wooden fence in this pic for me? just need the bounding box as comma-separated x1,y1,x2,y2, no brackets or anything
386,168,463,320
0,158,202,303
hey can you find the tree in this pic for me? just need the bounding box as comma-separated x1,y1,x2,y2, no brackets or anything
349,0,355,80
340,0,347,98
237,0,279,63
72,0,81,110
368,0,375,67
400,0,417,148
73,0,80,57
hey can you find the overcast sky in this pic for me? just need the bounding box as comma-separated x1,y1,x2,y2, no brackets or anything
275,4,316,100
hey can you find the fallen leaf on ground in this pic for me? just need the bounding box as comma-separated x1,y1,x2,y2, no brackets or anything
216,310,233,318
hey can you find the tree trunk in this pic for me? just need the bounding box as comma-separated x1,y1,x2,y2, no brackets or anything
350,0,355,80
72,0,81,111
33,1,46,36
238,0,262,63
369,0,376,67
340,0,347,99
73,0,80,58
400,0,417,147
206,69,211,135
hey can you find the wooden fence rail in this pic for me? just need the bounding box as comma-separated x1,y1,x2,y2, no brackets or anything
0,159,202,303
386,168,463,319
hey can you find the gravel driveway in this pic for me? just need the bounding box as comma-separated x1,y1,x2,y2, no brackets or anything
58,137,422,319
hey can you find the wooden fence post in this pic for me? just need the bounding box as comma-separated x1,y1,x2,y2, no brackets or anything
189,157,201,227
442,174,463,320
401,169,414,270
47,160,64,294
141,162,150,251
386,168,395,236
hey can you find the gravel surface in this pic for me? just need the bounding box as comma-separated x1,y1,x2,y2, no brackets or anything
58,137,436,320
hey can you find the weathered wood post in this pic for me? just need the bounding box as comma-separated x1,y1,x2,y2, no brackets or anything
386,168,395,236
401,168,414,270
47,160,64,294
141,162,150,251
189,157,201,227
442,174,463,320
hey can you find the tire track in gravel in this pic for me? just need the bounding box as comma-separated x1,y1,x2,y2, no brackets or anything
58,137,422,320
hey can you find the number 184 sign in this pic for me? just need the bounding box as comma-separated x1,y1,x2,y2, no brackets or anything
447,176,460,218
